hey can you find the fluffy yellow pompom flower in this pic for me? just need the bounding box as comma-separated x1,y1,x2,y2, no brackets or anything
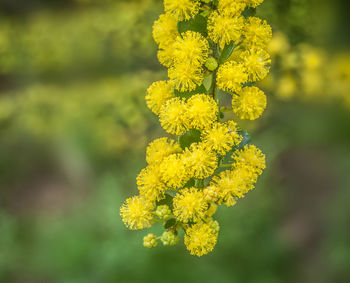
217,61,248,92
159,97,189,135
232,144,266,176
184,222,218,256
146,137,181,165
173,31,209,67
186,94,218,130
202,121,242,155
218,0,246,16
152,14,179,49
241,49,271,82
168,62,204,91
208,12,245,49
232,86,266,120
173,187,208,223
160,153,189,189
137,165,167,202
245,0,264,8
243,17,272,48
146,81,175,115
184,143,218,179
120,196,154,230
164,0,200,21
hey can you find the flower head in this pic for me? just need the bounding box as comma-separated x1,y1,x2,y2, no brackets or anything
218,0,246,17
243,17,272,48
146,81,175,115
146,137,181,165
245,0,264,8
159,97,189,135
152,13,179,49
168,62,204,92
184,143,218,179
157,47,175,68
232,144,266,176
160,231,179,246
241,48,271,82
208,12,245,49
173,31,209,67
137,165,167,202
164,0,200,21
120,196,154,230
184,222,218,256
143,233,158,248
186,94,218,130
217,61,248,92
202,121,242,155
173,187,208,223
232,86,266,120
160,153,190,189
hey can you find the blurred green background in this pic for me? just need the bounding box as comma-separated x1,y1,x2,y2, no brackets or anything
0,0,349,282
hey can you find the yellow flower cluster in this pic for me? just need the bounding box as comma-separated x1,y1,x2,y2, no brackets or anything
120,0,272,257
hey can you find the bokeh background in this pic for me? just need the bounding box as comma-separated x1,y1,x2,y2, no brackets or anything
0,0,349,282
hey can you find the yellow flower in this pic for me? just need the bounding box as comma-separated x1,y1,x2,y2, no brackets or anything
217,61,248,92
160,231,179,246
168,62,204,91
155,204,172,219
203,185,220,203
157,47,175,68
173,187,208,223
243,17,272,48
184,222,218,256
137,165,167,202
232,144,266,176
152,13,179,49
218,0,246,16
186,94,218,130
245,0,264,8
208,12,245,49
120,196,154,230
276,74,296,100
184,143,218,179
159,97,189,135
159,153,190,189
164,0,200,21
143,233,158,248
146,81,175,115
173,31,209,67
241,48,271,82
202,121,242,155
146,137,182,165
232,86,266,120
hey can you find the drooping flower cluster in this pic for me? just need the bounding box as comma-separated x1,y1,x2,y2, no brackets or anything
120,0,272,257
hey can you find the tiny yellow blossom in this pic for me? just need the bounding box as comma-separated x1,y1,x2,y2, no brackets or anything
173,31,209,67
120,196,154,230
168,62,204,92
202,121,242,155
217,61,248,92
173,187,208,223
245,0,264,8
164,0,200,21
146,137,182,165
184,143,218,179
155,204,172,219
159,97,189,135
152,13,179,49
232,144,266,176
146,81,175,115
157,47,175,68
186,94,218,130
137,165,167,202
143,233,158,248
232,86,266,120
241,48,271,82
159,153,190,189
203,186,220,203
160,231,179,246
243,17,272,48
184,222,218,256
218,0,246,16
208,12,245,49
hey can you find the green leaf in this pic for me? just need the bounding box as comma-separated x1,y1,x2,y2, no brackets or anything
164,218,176,229
156,193,173,209
237,131,251,149
178,129,201,149
174,84,207,99
184,178,195,188
178,14,208,37
219,42,235,64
